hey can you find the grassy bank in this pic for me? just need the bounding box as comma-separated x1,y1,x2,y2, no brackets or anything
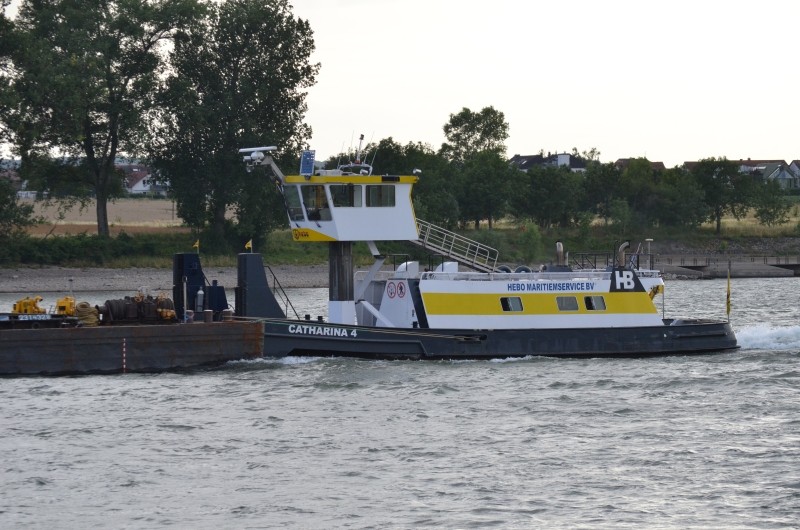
3,218,799,268
7,197,798,267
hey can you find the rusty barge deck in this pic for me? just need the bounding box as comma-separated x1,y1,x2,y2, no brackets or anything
0,321,263,376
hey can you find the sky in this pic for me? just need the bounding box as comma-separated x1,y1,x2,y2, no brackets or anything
289,0,800,167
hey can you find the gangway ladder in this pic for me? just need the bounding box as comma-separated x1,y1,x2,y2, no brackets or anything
411,218,499,273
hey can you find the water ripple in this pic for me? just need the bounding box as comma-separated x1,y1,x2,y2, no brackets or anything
2,278,800,527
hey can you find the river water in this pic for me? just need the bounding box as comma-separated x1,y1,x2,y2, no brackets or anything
1,278,799,528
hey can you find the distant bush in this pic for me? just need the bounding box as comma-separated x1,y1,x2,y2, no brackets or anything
0,232,200,266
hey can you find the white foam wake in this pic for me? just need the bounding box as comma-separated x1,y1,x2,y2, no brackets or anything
735,325,800,351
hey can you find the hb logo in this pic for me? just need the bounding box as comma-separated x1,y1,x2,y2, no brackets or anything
614,270,635,290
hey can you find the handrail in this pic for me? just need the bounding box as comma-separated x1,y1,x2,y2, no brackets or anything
265,265,300,319
412,218,499,272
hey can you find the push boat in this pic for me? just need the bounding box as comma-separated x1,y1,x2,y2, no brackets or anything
233,145,738,360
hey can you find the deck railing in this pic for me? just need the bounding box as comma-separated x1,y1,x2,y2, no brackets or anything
411,219,499,272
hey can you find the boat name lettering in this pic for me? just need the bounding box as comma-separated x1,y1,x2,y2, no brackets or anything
17,314,51,320
507,281,595,292
288,324,357,338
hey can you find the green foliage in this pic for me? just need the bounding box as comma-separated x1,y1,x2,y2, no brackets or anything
231,170,288,250
2,0,203,237
0,232,199,266
440,106,509,164
754,179,791,226
575,212,593,245
456,150,515,229
404,143,460,229
0,178,36,238
690,157,747,234
369,137,406,174
514,166,586,229
609,199,632,235
582,161,620,224
262,230,329,265
413,191,460,230
517,223,543,263
618,158,659,225
652,167,708,227
19,153,109,206
147,0,317,247
5,0,792,249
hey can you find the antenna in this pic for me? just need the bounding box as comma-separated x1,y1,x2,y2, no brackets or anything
238,146,285,183
335,141,345,168
355,133,364,163
239,146,277,172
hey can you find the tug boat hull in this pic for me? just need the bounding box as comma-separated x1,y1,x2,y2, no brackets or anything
260,318,738,360
236,146,740,361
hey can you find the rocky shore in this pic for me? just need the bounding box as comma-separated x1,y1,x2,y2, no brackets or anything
3,238,800,293
0,264,329,293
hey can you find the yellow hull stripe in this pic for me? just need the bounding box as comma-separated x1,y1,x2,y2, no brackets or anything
284,175,418,185
421,292,658,315
291,228,336,242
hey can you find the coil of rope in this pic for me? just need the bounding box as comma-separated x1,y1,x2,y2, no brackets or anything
75,301,99,327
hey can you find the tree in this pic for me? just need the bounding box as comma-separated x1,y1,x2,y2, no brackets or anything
514,165,585,229
147,0,318,248
440,106,509,164
753,178,790,227
653,167,708,227
349,137,462,228
618,158,660,226
0,0,15,144
408,147,459,229
572,146,601,162
609,198,632,236
582,161,621,224
1,0,203,237
690,157,747,234
455,150,515,229
438,106,510,229
0,178,36,238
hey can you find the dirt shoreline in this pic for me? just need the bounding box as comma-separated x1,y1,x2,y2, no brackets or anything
2,256,798,293
0,264,329,293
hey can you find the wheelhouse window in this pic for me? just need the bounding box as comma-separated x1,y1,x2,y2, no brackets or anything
500,296,523,312
284,185,305,221
556,296,579,311
584,296,606,311
366,185,395,207
330,184,362,207
301,185,332,221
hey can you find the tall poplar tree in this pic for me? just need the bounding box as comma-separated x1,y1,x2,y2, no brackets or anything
1,0,202,237
148,0,318,248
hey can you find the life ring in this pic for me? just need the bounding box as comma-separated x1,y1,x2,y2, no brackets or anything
496,265,513,273
515,265,532,273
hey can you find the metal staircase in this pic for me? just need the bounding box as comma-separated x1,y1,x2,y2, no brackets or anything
411,218,499,273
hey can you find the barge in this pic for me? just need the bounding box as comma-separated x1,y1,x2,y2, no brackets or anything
0,260,263,376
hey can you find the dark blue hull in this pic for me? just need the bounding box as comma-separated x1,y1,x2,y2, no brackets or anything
260,318,738,360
